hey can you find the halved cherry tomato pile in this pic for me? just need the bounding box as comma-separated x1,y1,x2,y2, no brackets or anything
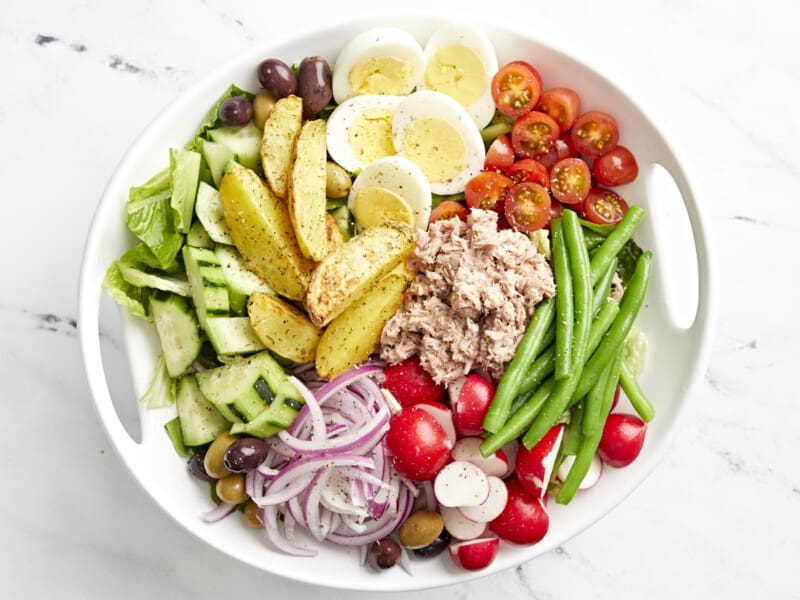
448,60,641,231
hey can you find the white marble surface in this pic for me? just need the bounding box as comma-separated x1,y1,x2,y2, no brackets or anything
3,0,798,598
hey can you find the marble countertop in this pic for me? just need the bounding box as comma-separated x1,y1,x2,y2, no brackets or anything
3,0,798,597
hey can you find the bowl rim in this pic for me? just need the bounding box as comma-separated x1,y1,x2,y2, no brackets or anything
78,10,717,592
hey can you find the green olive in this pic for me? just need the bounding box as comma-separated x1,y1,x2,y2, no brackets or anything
326,161,352,199
253,89,277,129
243,500,262,528
398,510,445,549
203,431,238,479
216,473,249,505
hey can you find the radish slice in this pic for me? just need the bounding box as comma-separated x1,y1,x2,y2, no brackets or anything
448,537,499,571
500,440,518,478
451,438,508,478
434,460,490,507
414,402,457,448
459,476,508,523
440,506,486,540
557,453,603,489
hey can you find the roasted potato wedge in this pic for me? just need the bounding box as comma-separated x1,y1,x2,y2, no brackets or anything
219,167,314,300
247,292,321,362
260,95,303,199
325,213,345,251
315,274,408,379
390,259,417,283
306,222,415,327
288,120,329,261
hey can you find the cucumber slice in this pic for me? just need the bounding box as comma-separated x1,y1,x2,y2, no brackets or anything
164,416,189,457
195,351,302,438
149,293,202,377
200,138,234,187
215,246,274,314
208,122,262,171
117,261,191,297
195,182,234,245
182,245,230,330
204,317,265,355
186,220,214,249
175,375,229,446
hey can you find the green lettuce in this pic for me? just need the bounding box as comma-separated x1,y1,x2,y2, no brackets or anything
140,354,176,409
102,262,152,321
185,84,256,152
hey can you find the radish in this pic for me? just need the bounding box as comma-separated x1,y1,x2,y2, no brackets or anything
459,476,508,523
440,506,486,540
448,537,499,570
598,413,647,467
515,424,564,499
414,401,457,448
385,407,452,481
449,374,496,437
451,437,508,477
382,356,446,406
500,440,519,478
434,460,489,507
489,479,549,545
556,453,603,489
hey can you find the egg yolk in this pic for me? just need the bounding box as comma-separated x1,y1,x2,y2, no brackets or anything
424,45,486,107
401,117,466,184
351,186,415,228
348,108,396,166
349,57,415,95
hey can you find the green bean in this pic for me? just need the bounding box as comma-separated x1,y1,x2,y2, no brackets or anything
483,298,555,433
521,213,592,449
582,352,613,436
480,121,513,143
480,378,555,457
592,258,618,316
561,402,586,457
518,300,620,396
583,229,607,251
619,358,656,422
573,251,652,400
508,389,533,418
556,349,624,505
551,219,573,381
589,206,645,285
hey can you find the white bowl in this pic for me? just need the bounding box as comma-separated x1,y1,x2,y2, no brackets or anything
78,15,716,592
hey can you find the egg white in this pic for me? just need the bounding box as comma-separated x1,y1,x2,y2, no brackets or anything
347,155,432,231
392,90,485,196
326,94,403,174
422,22,498,130
332,27,426,104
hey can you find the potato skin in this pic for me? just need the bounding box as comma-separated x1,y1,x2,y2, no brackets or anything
315,274,408,380
219,167,314,301
260,95,303,199
305,222,416,327
247,292,321,363
288,120,329,261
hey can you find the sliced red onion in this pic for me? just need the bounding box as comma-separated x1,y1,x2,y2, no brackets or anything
288,375,326,441
262,505,316,557
277,408,389,456
422,481,438,512
398,545,413,576
200,501,237,523
256,464,279,478
315,364,383,406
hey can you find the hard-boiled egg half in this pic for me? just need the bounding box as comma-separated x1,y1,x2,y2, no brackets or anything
348,156,431,231
326,94,403,174
392,90,485,195
422,22,498,129
332,27,426,104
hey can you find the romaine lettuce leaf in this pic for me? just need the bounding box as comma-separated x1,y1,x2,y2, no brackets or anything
129,167,171,204
185,84,256,152
121,243,182,273
127,194,184,269
102,262,152,321
140,354,176,409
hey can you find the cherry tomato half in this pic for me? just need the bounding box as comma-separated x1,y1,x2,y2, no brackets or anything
491,63,541,117
465,171,514,213
507,158,550,189
429,200,469,223
550,158,591,206
511,111,560,159
570,110,619,158
592,145,639,186
504,182,551,232
484,134,515,172
510,60,544,90
537,136,579,171
584,187,630,225
549,198,564,224
537,87,581,133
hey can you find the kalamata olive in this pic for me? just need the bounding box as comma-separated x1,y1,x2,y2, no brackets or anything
412,528,451,558
187,450,215,482
368,538,402,569
253,89,277,129
204,431,238,479
218,96,253,127
399,510,445,549
325,161,351,199
223,437,269,473
296,56,332,118
216,473,249,504
257,58,296,99
243,500,263,528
